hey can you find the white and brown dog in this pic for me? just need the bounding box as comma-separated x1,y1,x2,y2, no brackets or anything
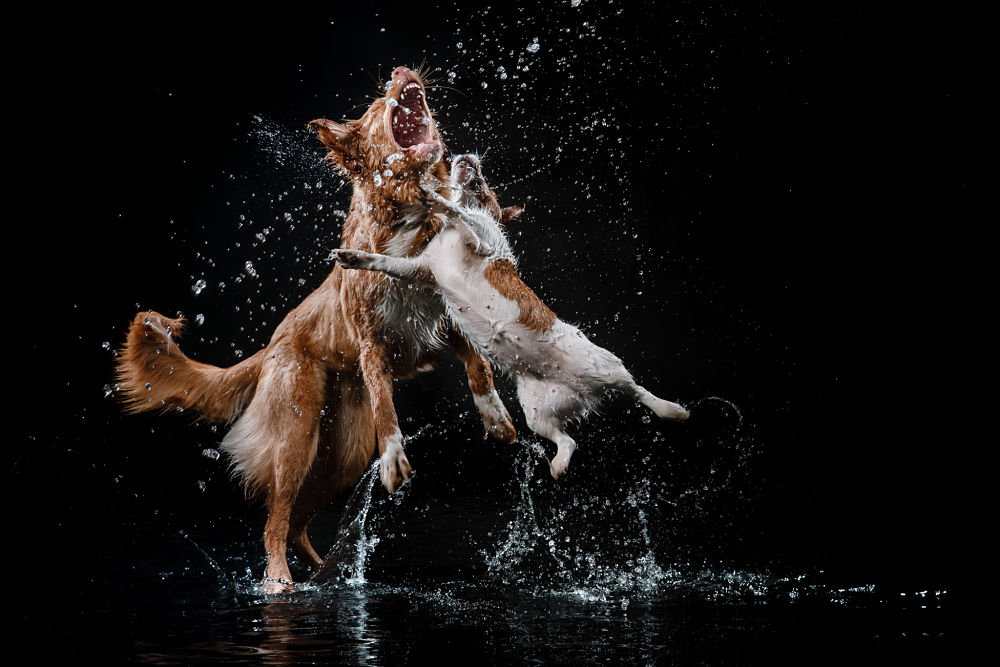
333,154,688,479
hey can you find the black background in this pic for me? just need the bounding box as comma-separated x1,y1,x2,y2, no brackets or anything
9,0,977,647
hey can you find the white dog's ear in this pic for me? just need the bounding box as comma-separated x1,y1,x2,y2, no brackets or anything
500,205,524,225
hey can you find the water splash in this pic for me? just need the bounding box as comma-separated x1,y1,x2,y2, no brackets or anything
690,395,744,428
310,459,381,585
483,444,672,600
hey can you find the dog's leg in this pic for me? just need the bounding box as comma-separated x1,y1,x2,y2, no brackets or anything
597,350,690,422
517,376,579,480
247,351,326,594
629,384,690,421
332,249,430,283
446,327,516,443
533,415,578,481
357,341,412,493
288,375,377,570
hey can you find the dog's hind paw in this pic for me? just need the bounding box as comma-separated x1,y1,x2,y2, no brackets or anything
259,577,296,595
549,455,570,480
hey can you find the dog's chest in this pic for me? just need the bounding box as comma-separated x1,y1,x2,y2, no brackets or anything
376,209,446,357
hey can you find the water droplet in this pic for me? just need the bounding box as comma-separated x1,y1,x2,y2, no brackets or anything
197,480,207,492
145,382,152,391
526,38,540,53
192,279,207,296
195,314,205,326
202,448,220,461
386,98,398,108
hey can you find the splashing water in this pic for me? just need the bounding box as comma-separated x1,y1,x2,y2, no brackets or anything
310,459,381,585
484,444,673,601
690,395,744,428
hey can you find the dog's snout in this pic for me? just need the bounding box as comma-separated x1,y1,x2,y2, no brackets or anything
392,66,411,80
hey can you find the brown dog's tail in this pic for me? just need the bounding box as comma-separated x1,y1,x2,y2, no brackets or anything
115,311,264,424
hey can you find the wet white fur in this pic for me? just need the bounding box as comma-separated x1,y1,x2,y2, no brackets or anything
334,158,688,478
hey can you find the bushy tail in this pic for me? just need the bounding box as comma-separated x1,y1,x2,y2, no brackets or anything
115,311,265,423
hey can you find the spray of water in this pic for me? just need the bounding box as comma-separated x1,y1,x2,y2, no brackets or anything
310,459,381,585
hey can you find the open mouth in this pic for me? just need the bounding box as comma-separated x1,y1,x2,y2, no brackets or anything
389,79,435,151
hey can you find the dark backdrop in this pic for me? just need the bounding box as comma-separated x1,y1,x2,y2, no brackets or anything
9,0,975,632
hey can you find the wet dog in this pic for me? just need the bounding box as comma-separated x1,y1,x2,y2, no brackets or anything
333,154,688,479
116,68,515,593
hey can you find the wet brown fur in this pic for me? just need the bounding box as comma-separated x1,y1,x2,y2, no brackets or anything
483,259,557,333
115,67,513,592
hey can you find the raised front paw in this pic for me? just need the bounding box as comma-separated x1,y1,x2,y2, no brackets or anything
379,446,413,493
332,248,370,269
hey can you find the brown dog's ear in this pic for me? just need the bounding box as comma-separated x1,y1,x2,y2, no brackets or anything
307,118,357,172
500,205,524,225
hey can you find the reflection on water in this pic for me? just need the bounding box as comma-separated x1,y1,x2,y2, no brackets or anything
127,575,950,665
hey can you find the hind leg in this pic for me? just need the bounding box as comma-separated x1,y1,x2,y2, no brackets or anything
517,376,581,480
227,349,326,594
627,384,689,421
597,353,689,421
287,375,377,571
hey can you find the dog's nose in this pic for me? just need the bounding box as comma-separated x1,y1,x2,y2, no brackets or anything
392,66,410,79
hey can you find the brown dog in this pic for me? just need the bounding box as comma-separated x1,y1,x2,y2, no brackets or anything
116,66,516,593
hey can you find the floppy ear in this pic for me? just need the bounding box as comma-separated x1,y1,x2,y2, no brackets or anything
500,205,524,225
307,118,357,172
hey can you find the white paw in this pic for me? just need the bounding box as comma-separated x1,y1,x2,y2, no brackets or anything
550,455,571,480
379,445,412,493
333,248,373,270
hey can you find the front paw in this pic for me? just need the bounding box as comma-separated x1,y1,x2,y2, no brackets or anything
379,446,413,493
332,248,369,269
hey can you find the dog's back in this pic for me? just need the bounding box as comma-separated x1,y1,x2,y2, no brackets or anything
335,153,689,479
